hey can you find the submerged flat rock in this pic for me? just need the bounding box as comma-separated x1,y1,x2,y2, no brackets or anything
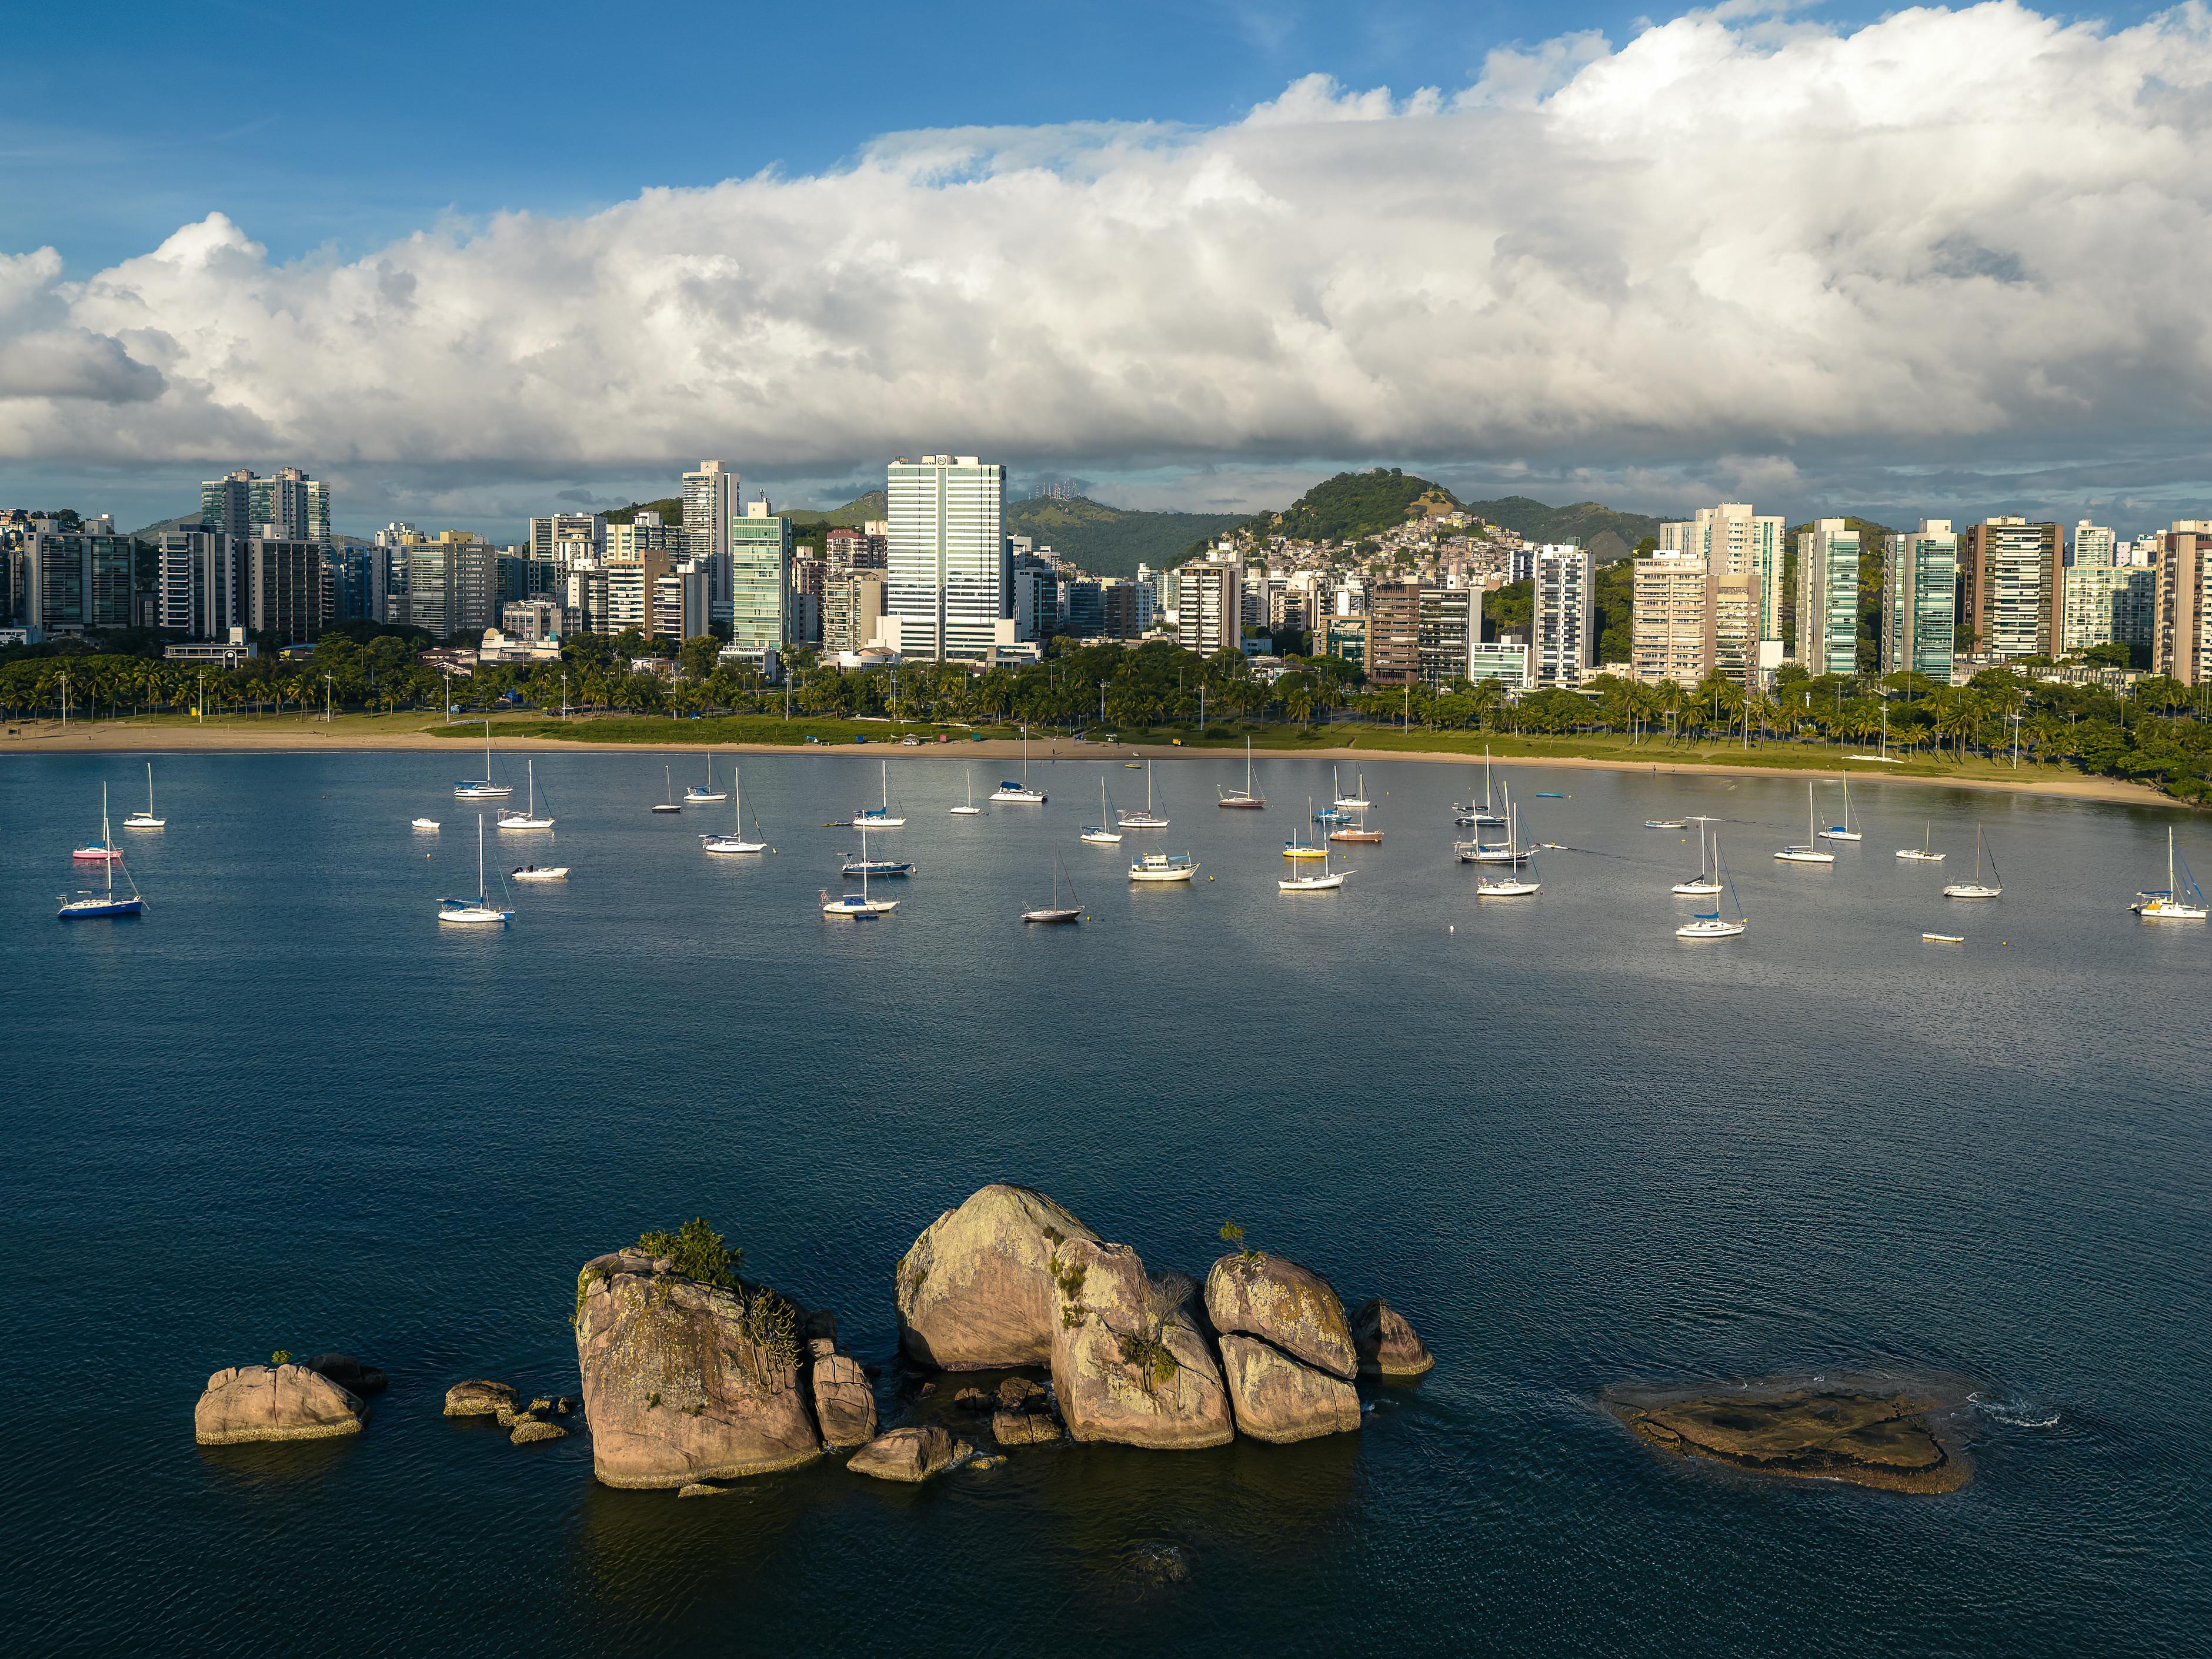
1606,1379,1970,1494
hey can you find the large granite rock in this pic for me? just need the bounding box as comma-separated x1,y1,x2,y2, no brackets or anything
1218,1334,1361,1443
195,1363,366,1446
1352,1300,1434,1378
1203,1253,1357,1381
1049,1239,1234,1450
574,1247,822,1488
846,1424,973,1483
895,1184,1099,1370
810,1353,879,1450
444,1379,517,1418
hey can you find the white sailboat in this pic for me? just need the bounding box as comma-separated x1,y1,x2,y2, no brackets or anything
1080,778,1123,844
1943,826,2002,899
453,720,512,799
685,753,728,803
856,759,908,825
1677,836,1747,937
1897,821,1946,862
702,766,769,854
1129,849,1199,883
950,777,984,816
1775,782,1837,864
823,823,899,915
1457,782,1527,864
1333,769,1370,810
650,763,683,813
1817,777,1862,842
498,758,554,830
1279,834,1348,892
1023,850,1084,922
438,815,515,925
1672,817,1722,895
1117,760,1169,828
122,762,165,830
1477,806,1540,897
1455,748,1506,826
1217,736,1265,808
2132,826,2206,919
990,727,1047,803
58,785,145,919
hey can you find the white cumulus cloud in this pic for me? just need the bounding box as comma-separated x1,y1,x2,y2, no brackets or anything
5,1,2212,510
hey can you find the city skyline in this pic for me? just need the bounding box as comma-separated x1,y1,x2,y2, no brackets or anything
8,4,2212,539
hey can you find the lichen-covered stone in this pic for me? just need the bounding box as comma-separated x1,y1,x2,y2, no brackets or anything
1204,1253,1357,1381
1352,1299,1434,1378
195,1364,365,1446
443,1379,518,1418
993,1410,1062,1446
573,1247,820,1489
1217,1334,1361,1443
810,1353,879,1450
846,1424,973,1482
510,1416,569,1445
1049,1240,1233,1450
895,1185,1099,1370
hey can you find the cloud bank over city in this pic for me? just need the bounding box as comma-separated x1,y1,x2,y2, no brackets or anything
7,2,2212,523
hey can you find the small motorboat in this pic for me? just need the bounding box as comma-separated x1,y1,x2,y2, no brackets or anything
511,864,569,882
1130,850,1198,883
1645,819,1687,830
1922,932,1964,944
412,817,441,832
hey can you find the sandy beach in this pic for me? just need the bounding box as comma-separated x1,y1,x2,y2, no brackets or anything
2,715,2177,807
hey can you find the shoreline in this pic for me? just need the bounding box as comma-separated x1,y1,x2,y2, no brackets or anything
1,717,2177,807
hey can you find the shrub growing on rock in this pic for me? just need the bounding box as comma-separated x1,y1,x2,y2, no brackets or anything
637,1217,742,1287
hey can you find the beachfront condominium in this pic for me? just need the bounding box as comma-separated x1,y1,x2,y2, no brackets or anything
2063,563,2155,662
1176,555,1242,657
22,516,134,635
1882,521,1958,680
1630,552,1714,683
1367,582,1478,688
887,456,1006,662
199,466,331,546
1794,520,1861,676
727,496,792,659
1957,518,2061,660
2070,521,2116,568
1659,503,1785,646
2152,522,2212,685
1532,543,1595,688
683,462,739,623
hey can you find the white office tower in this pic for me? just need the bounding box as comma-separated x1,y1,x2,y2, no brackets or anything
2071,522,2116,568
1532,542,1596,687
887,456,1007,662
1795,520,1862,676
1660,503,1786,645
683,461,739,617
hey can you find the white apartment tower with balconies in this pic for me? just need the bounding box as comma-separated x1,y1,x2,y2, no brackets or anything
886,456,1007,662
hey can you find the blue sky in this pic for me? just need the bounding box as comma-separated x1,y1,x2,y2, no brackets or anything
4,1,2204,540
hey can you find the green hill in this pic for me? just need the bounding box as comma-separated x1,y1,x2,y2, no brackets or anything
1461,496,1666,563
1008,495,1246,580
1270,468,1459,544
785,490,885,529
603,498,681,527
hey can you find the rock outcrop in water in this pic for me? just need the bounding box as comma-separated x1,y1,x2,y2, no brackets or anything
1606,1381,1970,1493
1202,1252,1360,1442
895,1184,1099,1370
848,1424,974,1482
195,1363,366,1446
575,1246,822,1488
1352,1300,1434,1378
444,1379,518,1420
1050,1240,1235,1449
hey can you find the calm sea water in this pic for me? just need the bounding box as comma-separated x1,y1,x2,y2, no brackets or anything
4,745,2208,1656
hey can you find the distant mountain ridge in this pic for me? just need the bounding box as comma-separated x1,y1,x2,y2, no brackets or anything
1461,496,1667,563
1007,495,1246,580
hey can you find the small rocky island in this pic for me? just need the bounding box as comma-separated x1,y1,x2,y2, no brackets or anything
1605,1379,1971,1494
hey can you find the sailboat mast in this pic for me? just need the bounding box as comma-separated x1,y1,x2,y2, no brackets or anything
477,813,486,900
102,784,114,898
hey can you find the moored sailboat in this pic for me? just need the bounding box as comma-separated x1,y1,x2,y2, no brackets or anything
1023,850,1084,922
453,719,512,799
497,758,555,830
702,766,770,854
2131,826,2206,918
1676,836,1747,938
990,727,1047,803
1943,826,2002,899
438,815,515,926
1775,782,1836,864
1216,736,1265,809
123,762,165,830
58,785,145,919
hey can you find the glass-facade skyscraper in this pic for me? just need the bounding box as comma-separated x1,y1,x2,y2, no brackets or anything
1883,520,1957,680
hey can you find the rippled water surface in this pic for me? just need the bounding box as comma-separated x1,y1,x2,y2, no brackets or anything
4,747,2208,1655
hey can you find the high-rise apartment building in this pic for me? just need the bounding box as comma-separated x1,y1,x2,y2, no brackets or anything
1364,582,1421,686
727,496,792,658
2152,522,2212,685
1794,519,1862,676
1958,518,2061,659
23,518,134,635
823,571,886,656
1631,552,1714,683
1364,583,1477,686
199,466,330,545
2070,521,2116,568
822,526,889,571
1176,557,1242,657
683,461,739,620
157,525,225,635
1882,521,1959,680
1659,503,1786,645
2063,564,2156,661
887,456,1006,662
1532,543,1595,688
529,513,604,563
244,536,326,642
